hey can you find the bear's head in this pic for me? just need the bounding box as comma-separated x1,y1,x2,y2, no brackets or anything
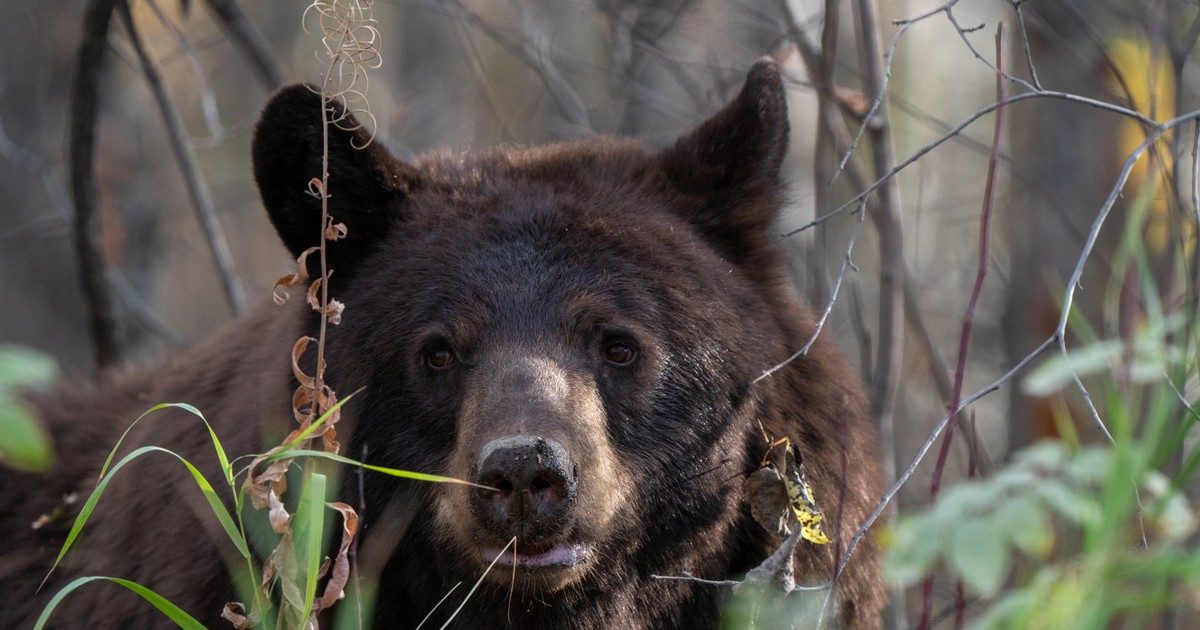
252,59,793,597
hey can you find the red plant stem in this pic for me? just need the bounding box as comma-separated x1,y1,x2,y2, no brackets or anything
919,24,1006,630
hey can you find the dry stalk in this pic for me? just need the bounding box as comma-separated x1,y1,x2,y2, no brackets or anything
236,2,381,627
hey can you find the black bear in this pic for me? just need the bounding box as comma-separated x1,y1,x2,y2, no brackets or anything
0,58,884,628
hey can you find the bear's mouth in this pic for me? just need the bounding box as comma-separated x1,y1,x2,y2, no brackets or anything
480,541,589,569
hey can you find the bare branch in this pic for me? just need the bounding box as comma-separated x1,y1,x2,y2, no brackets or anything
70,0,121,368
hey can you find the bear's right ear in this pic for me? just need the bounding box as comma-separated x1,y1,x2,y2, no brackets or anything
657,58,789,263
252,84,419,269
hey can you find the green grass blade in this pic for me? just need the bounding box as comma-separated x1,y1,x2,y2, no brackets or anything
35,575,205,630
44,445,251,588
97,403,234,492
271,449,484,487
298,472,328,622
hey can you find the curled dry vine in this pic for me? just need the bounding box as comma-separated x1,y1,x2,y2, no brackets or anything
230,2,381,627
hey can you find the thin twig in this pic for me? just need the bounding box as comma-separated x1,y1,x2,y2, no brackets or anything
118,1,247,313
756,204,866,383
1010,1,1042,90
649,571,741,588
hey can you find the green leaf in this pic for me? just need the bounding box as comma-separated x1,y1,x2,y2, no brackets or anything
35,575,204,630
1035,480,1101,526
0,344,56,388
949,518,1010,595
996,496,1054,558
882,516,943,585
0,396,54,472
44,445,250,587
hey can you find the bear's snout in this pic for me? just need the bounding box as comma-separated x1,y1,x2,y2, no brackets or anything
470,436,578,542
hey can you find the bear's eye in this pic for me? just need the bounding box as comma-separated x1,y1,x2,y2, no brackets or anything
603,340,636,366
425,348,456,371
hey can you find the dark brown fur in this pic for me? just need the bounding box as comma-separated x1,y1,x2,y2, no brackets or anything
0,59,884,628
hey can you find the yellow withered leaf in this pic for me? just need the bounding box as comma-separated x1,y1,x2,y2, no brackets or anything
745,426,831,546
778,444,830,545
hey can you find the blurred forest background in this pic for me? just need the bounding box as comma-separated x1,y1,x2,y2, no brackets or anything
2,0,1199,626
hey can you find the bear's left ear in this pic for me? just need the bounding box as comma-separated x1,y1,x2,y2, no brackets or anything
252,84,421,273
657,57,789,260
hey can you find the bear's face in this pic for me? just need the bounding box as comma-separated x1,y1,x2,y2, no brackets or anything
252,59,790,593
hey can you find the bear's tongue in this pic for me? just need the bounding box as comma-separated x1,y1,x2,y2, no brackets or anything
481,542,587,568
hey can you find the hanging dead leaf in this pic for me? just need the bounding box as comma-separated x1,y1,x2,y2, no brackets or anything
306,278,324,311
316,502,360,611
778,443,830,545
260,550,278,599
745,464,792,539
291,337,318,390
246,454,291,510
306,177,324,199
321,425,340,453
221,602,257,629
325,221,348,241
747,431,831,546
267,489,291,535
324,299,345,325
274,530,304,613
273,247,320,304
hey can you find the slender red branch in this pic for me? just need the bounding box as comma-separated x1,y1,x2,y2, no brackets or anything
919,24,1006,630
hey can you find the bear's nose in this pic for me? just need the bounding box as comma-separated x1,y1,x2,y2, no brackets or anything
470,436,577,541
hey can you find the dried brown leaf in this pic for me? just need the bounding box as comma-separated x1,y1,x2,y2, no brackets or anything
324,299,345,325
325,221,348,241
321,426,340,454
221,602,257,629
291,336,317,390
260,549,278,598
745,465,792,539
306,278,323,311
247,454,291,510
267,489,291,535
315,502,360,611
306,177,324,199
273,247,320,304
274,532,304,612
